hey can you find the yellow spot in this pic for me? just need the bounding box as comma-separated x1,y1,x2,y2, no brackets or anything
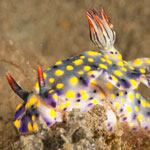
146,59,150,64
120,92,123,96
14,120,20,128
100,93,105,98
104,47,107,50
101,58,106,62
141,100,147,107
25,103,29,109
129,93,134,101
104,55,108,59
88,58,94,62
35,82,39,88
53,94,58,100
112,55,115,59
66,91,75,99
99,64,108,70
76,102,80,107
139,68,146,73
69,77,78,85
120,87,123,90
87,51,98,55
36,101,40,107
91,80,96,85
73,59,83,65
130,79,137,87
107,59,112,65
16,104,22,111
28,122,33,131
121,99,124,103
121,67,127,72
111,94,115,100
93,99,98,104
135,106,139,112
78,71,84,75
28,97,37,105
114,70,123,76
46,67,51,71
124,61,127,65
55,61,62,65
33,123,38,131
117,61,124,67
130,123,134,127
43,73,47,79
82,94,88,100
128,65,134,70
55,70,64,76
80,90,86,95
65,102,71,107
127,106,132,112
49,78,55,84
32,116,35,122
56,83,64,89
136,93,140,99
107,83,113,89
147,103,150,108
117,54,122,60
138,114,143,121
80,56,85,59
50,109,56,117
84,66,91,71
115,103,120,109
59,104,65,109
87,71,94,75
133,59,142,66
66,65,74,71
111,75,118,82
49,90,54,94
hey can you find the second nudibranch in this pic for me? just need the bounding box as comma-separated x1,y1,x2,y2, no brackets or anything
7,9,150,133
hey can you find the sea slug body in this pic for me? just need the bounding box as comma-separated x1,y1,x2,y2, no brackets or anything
7,9,150,133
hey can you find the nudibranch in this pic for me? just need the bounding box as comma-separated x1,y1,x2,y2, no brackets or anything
7,9,150,133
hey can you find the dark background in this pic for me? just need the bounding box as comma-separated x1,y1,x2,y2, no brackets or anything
0,0,150,149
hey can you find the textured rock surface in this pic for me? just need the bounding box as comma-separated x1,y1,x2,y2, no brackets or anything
11,105,150,150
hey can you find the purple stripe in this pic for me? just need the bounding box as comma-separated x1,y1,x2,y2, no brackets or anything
14,104,25,121
88,103,93,107
19,115,29,133
43,117,52,126
120,79,131,89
